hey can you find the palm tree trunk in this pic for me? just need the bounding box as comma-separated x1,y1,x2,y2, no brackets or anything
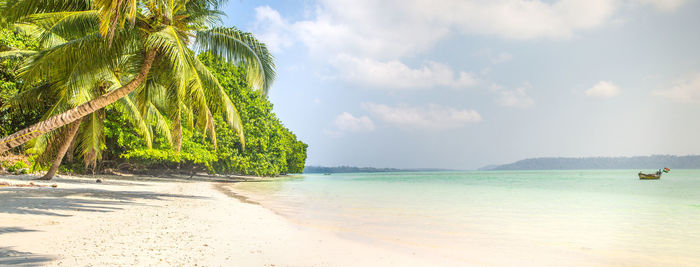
172,115,182,152
0,49,157,154
64,132,78,164
37,118,83,180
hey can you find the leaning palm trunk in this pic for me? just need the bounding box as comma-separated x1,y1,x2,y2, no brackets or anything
37,118,83,180
0,50,157,153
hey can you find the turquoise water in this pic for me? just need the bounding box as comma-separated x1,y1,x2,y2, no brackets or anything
233,170,700,265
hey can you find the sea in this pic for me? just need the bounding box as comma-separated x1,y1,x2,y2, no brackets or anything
231,170,700,266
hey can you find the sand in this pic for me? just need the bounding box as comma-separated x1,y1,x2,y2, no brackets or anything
0,174,452,266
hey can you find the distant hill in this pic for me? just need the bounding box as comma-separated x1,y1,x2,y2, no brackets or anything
303,166,451,174
482,155,700,170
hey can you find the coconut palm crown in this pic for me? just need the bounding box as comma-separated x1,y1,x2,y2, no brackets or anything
0,0,276,154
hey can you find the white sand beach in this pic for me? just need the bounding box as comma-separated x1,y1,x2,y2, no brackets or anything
0,175,452,266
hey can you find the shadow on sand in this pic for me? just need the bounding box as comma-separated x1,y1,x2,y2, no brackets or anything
0,228,53,266
0,183,208,265
0,187,205,217
0,247,54,266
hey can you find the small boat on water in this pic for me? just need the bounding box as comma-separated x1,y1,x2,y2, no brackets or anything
639,167,670,180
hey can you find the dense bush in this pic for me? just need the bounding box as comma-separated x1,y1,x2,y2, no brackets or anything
0,26,45,138
199,53,307,176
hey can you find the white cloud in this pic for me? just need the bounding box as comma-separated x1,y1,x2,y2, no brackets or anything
251,1,691,101
585,81,621,99
251,1,688,92
252,6,294,52
252,0,633,61
362,103,481,129
332,55,478,89
332,112,375,132
653,73,700,103
413,0,617,40
491,84,535,108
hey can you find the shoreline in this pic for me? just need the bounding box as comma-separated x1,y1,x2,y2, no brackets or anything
0,174,451,266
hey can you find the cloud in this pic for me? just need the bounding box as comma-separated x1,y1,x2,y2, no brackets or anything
633,0,687,11
251,1,688,91
324,112,375,137
585,81,620,99
252,0,637,61
491,84,535,108
362,103,481,129
252,6,294,52
414,0,617,40
332,55,478,89
653,73,700,103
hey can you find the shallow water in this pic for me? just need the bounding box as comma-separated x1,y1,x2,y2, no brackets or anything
232,170,700,266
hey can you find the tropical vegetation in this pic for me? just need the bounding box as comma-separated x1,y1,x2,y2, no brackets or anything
0,0,306,177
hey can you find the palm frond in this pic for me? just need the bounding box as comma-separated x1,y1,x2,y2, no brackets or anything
133,77,173,146
0,49,36,60
24,10,99,45
18,31,135,85
78,109,105,170
0,83,56,110
116,95,153,148
195,27,276,95
147,102,173,145
13,23,66,48
146,26,192,76
1,0,91,23
93,0,136,45
192,56,244,146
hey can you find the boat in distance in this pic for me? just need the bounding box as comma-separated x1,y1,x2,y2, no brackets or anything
638,167,670,180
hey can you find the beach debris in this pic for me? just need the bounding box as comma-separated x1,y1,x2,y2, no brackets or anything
0,181,57,188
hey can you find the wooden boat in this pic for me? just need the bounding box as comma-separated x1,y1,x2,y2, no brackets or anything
638,167,670,180
638,172,661,180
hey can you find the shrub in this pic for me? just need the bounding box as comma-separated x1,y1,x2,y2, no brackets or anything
6,160,28,173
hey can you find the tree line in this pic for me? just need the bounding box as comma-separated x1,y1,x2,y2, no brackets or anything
484,155,700,170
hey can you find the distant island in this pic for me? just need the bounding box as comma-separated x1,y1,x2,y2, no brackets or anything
481,155,700,170
304,166,451,174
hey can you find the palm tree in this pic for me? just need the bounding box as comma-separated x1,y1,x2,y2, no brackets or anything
0,0,275,155
10,82,153,180
3,22,155,180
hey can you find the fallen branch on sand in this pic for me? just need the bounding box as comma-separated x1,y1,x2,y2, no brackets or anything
0,181,57,188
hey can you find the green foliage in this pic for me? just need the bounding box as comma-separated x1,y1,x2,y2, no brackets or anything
0,16,304,176
0,27,38,50
0,0,277,168
198,53,307,176
103,106,149,157
100,53,307,176
0,25,43,137
120,127,216,169
6,160,28,173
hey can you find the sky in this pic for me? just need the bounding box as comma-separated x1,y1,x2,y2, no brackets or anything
220,0,700,169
